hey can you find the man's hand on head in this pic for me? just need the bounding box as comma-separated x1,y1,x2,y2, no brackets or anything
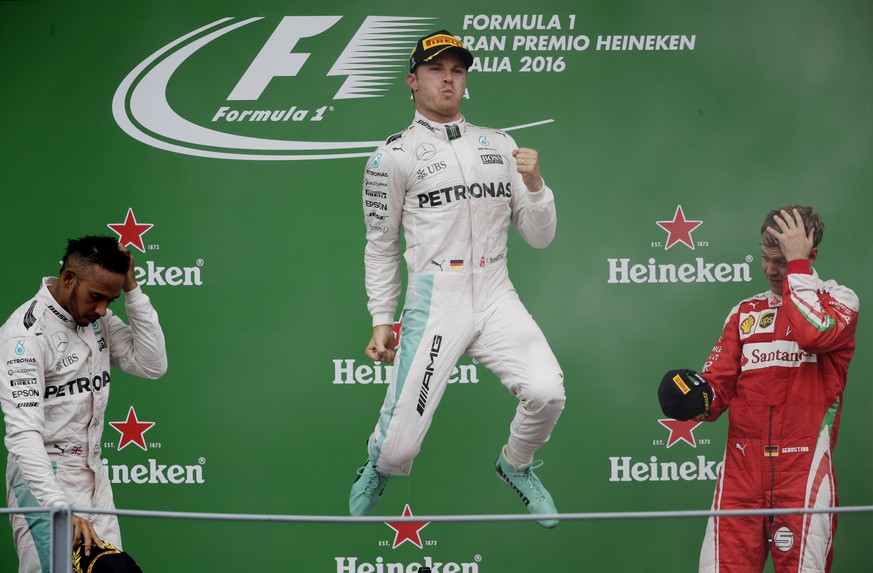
766,208,815,261
118,243,138,292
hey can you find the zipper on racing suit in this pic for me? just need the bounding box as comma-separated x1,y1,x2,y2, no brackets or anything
766,405,776,549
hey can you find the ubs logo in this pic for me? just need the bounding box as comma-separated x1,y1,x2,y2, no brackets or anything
416,160,447,180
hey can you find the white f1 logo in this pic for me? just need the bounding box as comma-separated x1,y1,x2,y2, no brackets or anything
228,16,342,100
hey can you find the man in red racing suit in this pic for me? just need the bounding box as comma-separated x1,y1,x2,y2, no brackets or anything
697,206,859,572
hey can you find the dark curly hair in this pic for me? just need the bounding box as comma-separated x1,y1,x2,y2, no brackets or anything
60,236,130,276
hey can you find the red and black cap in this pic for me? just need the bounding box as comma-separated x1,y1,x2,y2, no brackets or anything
409,30,473,72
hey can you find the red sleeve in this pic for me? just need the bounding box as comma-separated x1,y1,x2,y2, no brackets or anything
782,261,859,354
700,304,742,421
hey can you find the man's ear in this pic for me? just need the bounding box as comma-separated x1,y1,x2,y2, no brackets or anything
59,267,78,287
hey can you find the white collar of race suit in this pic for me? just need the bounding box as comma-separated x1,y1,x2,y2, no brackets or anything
412,112,467,141
37,276,78,330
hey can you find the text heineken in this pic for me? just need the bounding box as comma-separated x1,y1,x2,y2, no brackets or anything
335,556,478,573
607,257,751,284
103,458,205,484
609,455,723,482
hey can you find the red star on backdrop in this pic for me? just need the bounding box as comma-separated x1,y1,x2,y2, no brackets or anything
109,406,155,451
107,208,154,253
658,418,702,448
385,504,429,549
656,205,702,250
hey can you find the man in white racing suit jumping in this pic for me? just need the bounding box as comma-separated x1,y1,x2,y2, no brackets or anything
349,30,566,528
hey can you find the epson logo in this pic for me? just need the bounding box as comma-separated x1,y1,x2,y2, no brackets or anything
12,388,40,399
365,200,387,211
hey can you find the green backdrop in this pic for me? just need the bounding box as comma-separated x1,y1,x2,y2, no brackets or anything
1,1,870,571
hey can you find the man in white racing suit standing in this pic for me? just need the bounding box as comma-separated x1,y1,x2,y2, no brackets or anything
1,236,167,572
349,30,566,528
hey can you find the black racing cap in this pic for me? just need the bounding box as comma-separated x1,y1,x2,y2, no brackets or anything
73,541,143,573
658,369,714,421
409,30,473,72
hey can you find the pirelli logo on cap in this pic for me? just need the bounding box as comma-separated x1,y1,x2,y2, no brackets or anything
672,374,691,395
423,34,464,50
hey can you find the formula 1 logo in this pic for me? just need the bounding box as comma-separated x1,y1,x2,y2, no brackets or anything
113,16,438,161
113,15,554,161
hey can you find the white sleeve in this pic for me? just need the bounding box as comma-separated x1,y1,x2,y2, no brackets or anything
363,149,406,327
107,286,168,379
